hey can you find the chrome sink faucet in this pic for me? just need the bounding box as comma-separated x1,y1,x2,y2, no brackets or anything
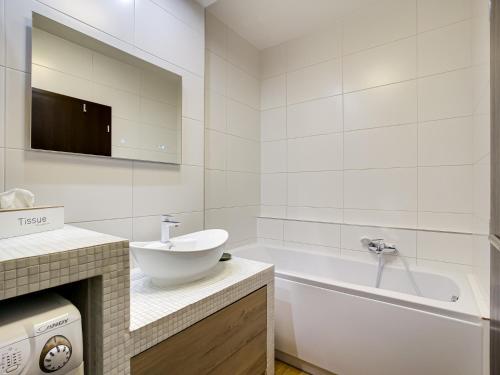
161,214,180,244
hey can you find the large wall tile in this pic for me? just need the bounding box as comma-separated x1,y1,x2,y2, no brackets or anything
182,73,204,121
227,135,259,172
205,11,226,58
417,231,474,264
5,149,133,222
418,69,473,121
5,0,32,72
418,165,472,213
342,0,416,54
287,95,343,137
344,168,417,211
182,118,204,166
0,68,4,148
287,171,343,208
418,20,472,77
205,130,226,170
261,205,286,218
286,25,341,71
261,173,287,206
226,28,260,78
286,207,343,223
261,107,286,141
418,117,473,166
205,89,226,132
71,218,133,239
39,0,135,43
226,171,259,207
284,220,340,248
418,212,472,233
0,0,5,66
287,133,343,172
343,37,416,93
227,64,260,109
261,74,286,110
344,124,417,169
257,218,284,240
261,140,286,173
5,68,29,149
417,0,472,32
0,148,4,190
227,99,260,140
344,80,417,131
151,0,205,34
205,51,226,95
205,169,226,209
343,209,417,229
205,206,258,245
133,163,203,216
135,0,203,76
287,59,342,104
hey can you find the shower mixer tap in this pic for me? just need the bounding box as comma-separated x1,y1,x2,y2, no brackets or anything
360,237,397,254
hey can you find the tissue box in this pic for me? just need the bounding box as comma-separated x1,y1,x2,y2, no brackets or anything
0,206,64,239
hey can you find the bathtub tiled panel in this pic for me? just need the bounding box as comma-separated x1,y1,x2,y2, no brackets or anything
259,0,490,252
205,13,261,246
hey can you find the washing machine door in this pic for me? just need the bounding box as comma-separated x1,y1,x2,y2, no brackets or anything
28,319,83,375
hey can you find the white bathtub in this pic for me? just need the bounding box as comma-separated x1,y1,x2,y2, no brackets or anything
233,244,484,375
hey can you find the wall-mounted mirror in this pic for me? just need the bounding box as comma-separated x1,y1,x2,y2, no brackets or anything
31,13,182,164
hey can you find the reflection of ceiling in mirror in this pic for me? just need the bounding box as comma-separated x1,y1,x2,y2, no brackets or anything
31,16,182,165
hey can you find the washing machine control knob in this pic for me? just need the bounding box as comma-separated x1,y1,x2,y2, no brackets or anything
39,335,72,373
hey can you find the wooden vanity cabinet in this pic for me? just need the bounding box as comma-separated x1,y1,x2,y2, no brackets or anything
130,286,268,375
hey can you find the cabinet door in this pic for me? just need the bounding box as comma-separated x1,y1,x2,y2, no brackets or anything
131,287,268,375
31,88,111,156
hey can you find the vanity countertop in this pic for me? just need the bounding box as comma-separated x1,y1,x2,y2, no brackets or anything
130,257,273,331
0,225,125,262
0,226,275,373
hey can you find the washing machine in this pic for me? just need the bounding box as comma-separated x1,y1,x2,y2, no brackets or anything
0,292,83,375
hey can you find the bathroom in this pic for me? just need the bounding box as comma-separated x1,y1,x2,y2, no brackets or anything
0,0,495,374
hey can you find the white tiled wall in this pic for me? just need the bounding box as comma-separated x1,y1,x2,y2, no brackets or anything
259,0,490,275
204,12,260,247
1,0,205,241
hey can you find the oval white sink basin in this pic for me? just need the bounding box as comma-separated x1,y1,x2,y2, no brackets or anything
130,229,228,287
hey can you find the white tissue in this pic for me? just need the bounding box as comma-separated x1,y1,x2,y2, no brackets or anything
0,188,35,209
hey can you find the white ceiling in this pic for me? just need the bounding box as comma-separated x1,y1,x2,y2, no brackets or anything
207,0,367,50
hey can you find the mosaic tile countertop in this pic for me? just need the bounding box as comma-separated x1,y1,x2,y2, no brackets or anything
129,257,273,331
0,225,125,261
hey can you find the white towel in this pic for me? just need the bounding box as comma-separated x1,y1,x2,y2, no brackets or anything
0,188,35,209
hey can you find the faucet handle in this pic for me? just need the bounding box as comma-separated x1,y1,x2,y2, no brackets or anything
161,214,180,224
360,237,383,246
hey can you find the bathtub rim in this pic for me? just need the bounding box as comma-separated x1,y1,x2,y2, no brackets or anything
231,243,482,324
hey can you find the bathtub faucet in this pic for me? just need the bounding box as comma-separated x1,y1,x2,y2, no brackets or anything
361,238,397,255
